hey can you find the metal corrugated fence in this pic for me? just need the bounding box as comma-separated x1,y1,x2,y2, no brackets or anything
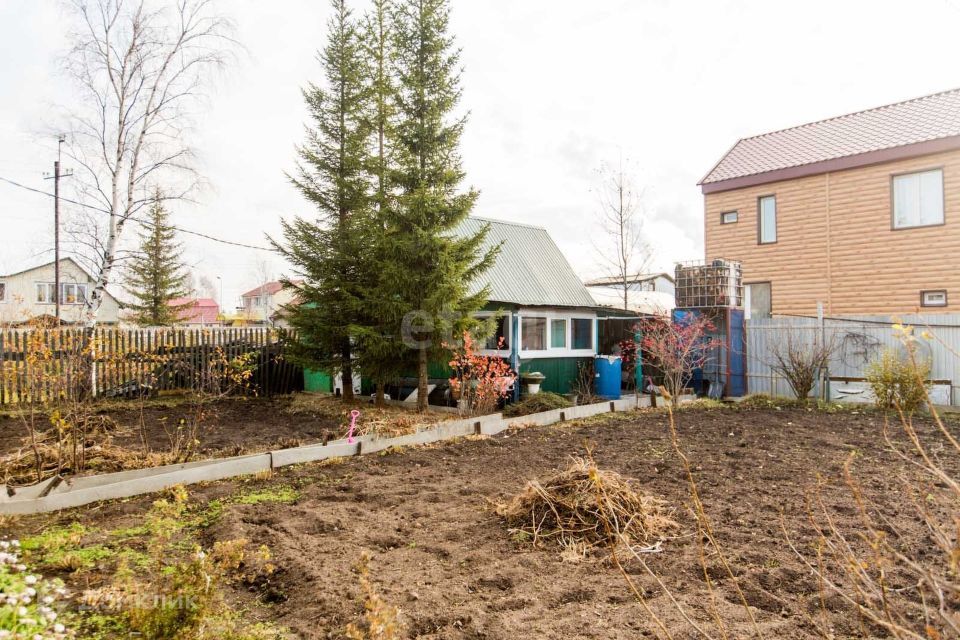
746,314,960,404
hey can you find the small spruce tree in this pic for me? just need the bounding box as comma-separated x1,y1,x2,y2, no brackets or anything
383,0,498,411
123,194,191,326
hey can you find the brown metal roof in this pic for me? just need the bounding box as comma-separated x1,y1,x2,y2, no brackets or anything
700,88,960,193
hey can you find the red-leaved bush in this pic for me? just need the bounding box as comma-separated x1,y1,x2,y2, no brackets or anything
448,332,516,416
636,315,720,406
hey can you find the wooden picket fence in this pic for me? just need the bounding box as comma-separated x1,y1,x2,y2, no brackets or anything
0,327,303,405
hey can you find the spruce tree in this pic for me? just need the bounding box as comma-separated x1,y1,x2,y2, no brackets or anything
383,0,498,411
273,0,371,401
352,0,413,406
123,194,191,326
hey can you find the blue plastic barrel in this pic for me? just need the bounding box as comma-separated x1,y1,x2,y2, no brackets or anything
594,356,622,400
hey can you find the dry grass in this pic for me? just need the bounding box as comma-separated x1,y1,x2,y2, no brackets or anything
1,418,175,486
283,393,453,439
495,455,678,550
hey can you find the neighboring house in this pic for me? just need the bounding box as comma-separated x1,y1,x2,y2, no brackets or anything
458,217,601,395
700,87,960,317
168,297,221,327
239,281,302,327
584,273,675,315
0,258,120,325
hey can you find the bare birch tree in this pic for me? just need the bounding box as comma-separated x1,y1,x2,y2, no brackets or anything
58,0,233,325
593,157,651,311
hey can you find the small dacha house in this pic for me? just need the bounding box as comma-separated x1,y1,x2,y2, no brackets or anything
457,217,603,395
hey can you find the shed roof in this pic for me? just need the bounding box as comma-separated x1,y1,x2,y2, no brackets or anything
701,88,960,192
455,217,597,309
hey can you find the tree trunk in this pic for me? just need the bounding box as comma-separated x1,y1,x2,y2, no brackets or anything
375,382,385,407
341,336,354,401
417,345,428,412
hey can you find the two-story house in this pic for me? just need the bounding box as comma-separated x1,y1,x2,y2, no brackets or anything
239,281,302,327
0,258,121,325
701,88,960,318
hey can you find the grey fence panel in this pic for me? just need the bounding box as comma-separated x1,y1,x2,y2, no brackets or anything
746,314,960,404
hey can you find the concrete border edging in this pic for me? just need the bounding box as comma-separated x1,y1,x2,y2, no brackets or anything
0,395,653,515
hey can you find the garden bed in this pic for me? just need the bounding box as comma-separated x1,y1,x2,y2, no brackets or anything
2,402,957,638
0,393,456,485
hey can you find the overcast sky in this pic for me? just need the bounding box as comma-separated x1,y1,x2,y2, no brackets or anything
2,0,960,309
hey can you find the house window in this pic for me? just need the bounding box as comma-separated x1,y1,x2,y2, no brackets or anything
758,196,777,244
893,169,944,229
721,211,738,225
521,317,546,351
571,318,593,350
61,283,87,305
484,316,510,350
36,283,88,305
0,282,5,302
921,289,948,308
745,282,772,319
550,319,567,348
36,283,55,303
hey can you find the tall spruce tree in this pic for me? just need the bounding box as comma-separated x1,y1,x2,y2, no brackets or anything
384,0,498,411
123,194,191,326
353,0,411,406
273,0,371,401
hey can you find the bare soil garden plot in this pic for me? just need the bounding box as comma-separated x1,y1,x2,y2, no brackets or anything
2,404,956,639
0,394,452,484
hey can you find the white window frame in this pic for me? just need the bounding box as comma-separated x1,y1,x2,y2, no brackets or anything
35,282,89,305
36,283,55,304
893,169,944,230
921,289,948,308
550,318,567,349
570,317,594,351
758,195,777,244
521,316,548,352
61,283,88,305
516,311,597,357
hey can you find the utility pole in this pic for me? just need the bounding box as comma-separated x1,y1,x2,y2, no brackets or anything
44,135,72,324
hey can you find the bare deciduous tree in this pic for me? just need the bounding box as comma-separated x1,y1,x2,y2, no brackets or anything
593,157,651,311
59,0,233,325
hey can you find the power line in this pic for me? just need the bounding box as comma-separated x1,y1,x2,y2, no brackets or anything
0,174,276,252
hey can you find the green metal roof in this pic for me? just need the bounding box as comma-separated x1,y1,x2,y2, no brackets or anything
455,217,597,309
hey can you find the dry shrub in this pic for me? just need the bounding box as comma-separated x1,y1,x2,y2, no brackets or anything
495,456,678,550
768,328,837,400
0,416,175,485
345,553,403,640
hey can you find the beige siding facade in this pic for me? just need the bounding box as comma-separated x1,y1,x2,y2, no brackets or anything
0,259,120,324
704,148,960,316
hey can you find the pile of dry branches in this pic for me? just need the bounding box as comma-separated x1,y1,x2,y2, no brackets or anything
495,456,678,550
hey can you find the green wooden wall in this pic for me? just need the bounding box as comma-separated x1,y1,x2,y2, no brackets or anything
518,357,592,395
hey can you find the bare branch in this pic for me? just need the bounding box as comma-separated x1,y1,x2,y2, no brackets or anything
57,0,234,326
